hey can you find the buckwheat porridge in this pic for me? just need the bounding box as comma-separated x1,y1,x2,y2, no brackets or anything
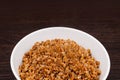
19,39,101,80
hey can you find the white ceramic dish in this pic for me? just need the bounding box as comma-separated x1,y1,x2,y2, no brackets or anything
10,27,110,80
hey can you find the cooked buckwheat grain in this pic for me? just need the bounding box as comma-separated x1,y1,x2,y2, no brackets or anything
19,39,101,80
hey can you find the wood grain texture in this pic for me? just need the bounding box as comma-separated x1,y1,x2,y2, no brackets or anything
0,1,120,80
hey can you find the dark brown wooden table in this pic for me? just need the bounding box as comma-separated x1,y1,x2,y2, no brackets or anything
0,1,120,80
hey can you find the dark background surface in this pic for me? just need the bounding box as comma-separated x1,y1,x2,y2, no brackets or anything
0,1,120,80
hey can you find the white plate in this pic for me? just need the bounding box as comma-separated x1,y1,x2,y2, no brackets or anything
10,27,110,80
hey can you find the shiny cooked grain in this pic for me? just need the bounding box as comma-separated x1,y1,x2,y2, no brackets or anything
19,39,101,80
